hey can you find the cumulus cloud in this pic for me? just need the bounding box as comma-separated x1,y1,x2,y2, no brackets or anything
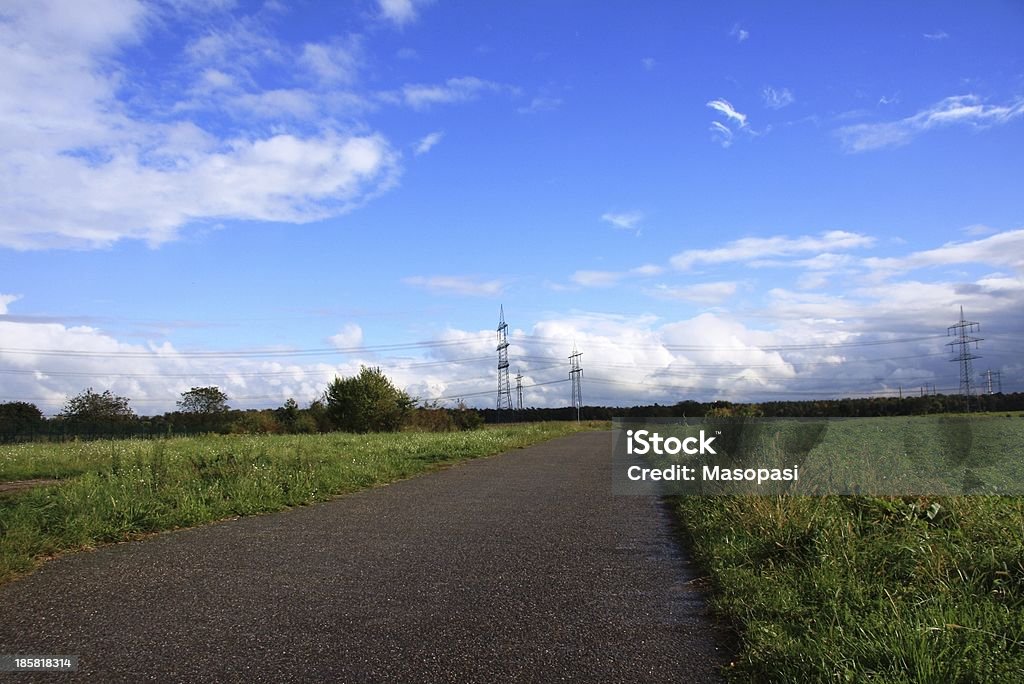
0,0,401,250
1,130,401,249
403,276,505,297
837,95,1024,153
729,24,749,42
377,0,427,26
0,311,367,415
329,323,364,349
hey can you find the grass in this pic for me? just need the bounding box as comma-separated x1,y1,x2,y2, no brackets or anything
0,422,602,584
671,414,1024,681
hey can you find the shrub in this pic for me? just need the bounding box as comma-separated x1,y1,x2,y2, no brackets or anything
323,366,414,433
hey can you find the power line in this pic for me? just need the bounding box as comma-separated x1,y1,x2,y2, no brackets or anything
517,333,951,352
0,337,491,359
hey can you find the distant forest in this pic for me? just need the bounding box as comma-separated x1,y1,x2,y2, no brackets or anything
2,387,1022,443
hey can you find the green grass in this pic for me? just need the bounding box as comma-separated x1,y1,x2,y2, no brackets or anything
0,422,602,584
675,476,1024,679
670,414,1024,681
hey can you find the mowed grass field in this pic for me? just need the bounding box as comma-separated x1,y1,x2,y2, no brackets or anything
674,414,1024,682
0,422,600,584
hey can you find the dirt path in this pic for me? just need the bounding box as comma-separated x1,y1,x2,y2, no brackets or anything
0,479,60,494
0,431,729,682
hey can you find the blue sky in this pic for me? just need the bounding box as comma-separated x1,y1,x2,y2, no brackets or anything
1,0,1023,413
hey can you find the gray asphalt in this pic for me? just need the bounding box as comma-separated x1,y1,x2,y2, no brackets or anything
0,431,730,682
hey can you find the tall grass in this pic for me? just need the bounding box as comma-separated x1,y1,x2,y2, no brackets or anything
0,423,600,584
675,493,1024,681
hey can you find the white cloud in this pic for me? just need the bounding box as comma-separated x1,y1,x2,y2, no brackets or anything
762,86,794,110
923,30,949,40
642,57,656,71
400,76,507,109
709,121,734,148
707,99,748,127
414,131,444,155
300,39,361,84
518,96,563,114
671,231,875,270
0,294,21,315
0,0,402,250
571,271,623,288
377,0,427,26
964,224,997,237
198,68,234,91
225,88,323,119
730,24,749,42
1,131,401,249
403,276,505,297
329,323,364,349
571,264,662,288
837,95,1024,153
648,281,738,304
0,311,370,415
601,211,644,233
863,229,1024,277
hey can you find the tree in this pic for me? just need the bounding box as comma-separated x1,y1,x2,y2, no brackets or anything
323,366,414,433
177,386,230,414
59,388,135,433
0,401,44,436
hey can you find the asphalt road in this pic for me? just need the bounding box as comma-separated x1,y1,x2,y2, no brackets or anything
0,431,730,682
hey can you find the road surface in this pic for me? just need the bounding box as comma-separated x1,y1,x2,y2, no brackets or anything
0,431,730,682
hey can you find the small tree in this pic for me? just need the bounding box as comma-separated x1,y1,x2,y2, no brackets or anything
323,366,414,433
61,388,134,420
59,388,135,434
0,401,45,437
177,386,230,414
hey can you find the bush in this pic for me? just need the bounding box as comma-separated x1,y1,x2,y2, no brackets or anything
229,410,281,434
323,367,414,433
403,408,457,432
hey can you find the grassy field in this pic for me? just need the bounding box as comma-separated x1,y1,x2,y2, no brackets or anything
672,414,1024,682
0,422,600,584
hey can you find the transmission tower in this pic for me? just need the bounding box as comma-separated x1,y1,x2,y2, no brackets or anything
496,306,512,410
569,344,583,422
515,370,524,410
947,306,982,412
980,369,1002,394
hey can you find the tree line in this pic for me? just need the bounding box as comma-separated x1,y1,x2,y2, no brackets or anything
0,367,482,442
3,369,1021,441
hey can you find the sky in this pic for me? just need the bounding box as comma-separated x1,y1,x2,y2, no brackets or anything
1,0,1023,415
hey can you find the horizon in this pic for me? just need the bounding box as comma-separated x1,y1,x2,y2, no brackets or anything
2,0,1023,415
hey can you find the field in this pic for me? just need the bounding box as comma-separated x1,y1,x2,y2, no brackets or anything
673,414,1024,682
0,422,599,584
